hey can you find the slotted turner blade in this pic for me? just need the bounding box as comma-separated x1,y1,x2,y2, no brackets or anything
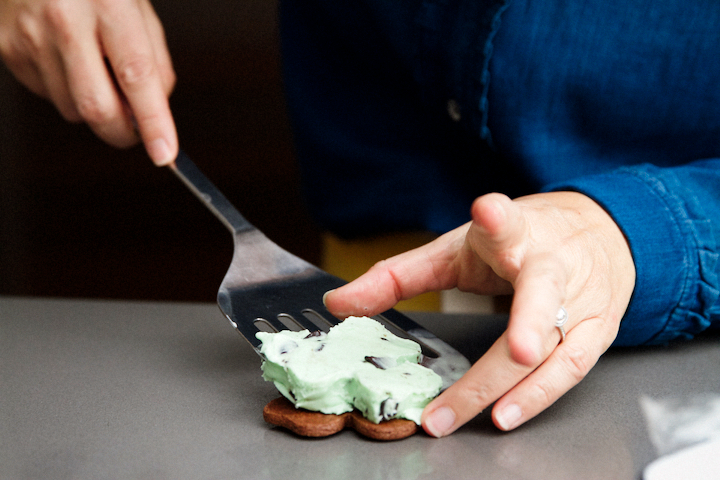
169,150,470,389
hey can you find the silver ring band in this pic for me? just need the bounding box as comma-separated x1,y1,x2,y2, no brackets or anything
555,307,568,342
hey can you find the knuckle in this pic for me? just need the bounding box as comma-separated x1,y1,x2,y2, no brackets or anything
75,94,114,125
556,343,593,383
367,259,403,301
134,108,163,124
115,55,155,87
460,382,495,410
16,12,44,54
496,250,522,277
43,0,75,45
132,109,166,135
524,344,595,407
530,378,556,406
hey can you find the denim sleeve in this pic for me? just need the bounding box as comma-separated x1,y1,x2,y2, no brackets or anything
545,160,720,346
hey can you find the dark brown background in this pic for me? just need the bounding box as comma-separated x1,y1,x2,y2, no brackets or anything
0,0,322,302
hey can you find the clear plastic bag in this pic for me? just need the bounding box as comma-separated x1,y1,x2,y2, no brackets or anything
641,393,720,457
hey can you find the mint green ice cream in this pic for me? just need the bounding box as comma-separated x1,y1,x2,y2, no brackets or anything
256,316,442,424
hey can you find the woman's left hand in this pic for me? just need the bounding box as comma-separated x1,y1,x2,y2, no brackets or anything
323,191,636,436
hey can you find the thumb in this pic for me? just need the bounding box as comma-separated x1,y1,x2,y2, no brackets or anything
467,193,530,281
323,226,470,318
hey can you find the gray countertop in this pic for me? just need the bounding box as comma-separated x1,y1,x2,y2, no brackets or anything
2,296,718,479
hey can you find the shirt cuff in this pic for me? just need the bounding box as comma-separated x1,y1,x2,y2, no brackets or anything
544,168,688,346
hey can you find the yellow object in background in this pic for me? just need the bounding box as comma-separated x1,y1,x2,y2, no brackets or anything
321,231,441,312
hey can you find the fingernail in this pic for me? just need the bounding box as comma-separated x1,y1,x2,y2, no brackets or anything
496,404,522,431
425,407,456,437
147,138,173,166
322,289,335,307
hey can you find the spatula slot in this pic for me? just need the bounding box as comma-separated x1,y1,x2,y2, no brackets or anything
301,309,334,331
375,314,439,359
277,314,305,331
253,318,277,333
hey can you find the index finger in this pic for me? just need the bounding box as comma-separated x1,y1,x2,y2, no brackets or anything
99,3,177,165
322,224,473,318
421,254,567,437
421,331,539,437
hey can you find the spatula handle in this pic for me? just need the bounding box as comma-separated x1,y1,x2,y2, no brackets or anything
169,149,254,235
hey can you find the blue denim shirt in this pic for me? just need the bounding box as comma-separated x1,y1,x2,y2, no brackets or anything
279,0,720,346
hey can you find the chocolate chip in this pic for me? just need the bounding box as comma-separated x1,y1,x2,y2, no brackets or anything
380,398,398,421
365,356,388,369
364,356,398,370
304,331,325,339
279,340,298,355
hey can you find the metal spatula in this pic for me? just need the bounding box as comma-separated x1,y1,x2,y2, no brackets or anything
169,150,470,389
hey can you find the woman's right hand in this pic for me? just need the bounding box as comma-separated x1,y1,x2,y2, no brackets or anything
0,0,178,165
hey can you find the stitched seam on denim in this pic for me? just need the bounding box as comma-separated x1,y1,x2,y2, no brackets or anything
620,166,716,344
447,0,509,148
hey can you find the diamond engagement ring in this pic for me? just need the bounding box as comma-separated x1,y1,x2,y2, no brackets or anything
555,307,569,342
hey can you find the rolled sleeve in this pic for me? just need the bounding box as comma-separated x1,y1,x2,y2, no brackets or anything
545,162,720,346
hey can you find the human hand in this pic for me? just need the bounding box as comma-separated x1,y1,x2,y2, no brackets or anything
0,0,177,165
323,191,636,435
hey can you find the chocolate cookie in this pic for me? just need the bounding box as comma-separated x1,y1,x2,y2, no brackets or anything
263,397,419,440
